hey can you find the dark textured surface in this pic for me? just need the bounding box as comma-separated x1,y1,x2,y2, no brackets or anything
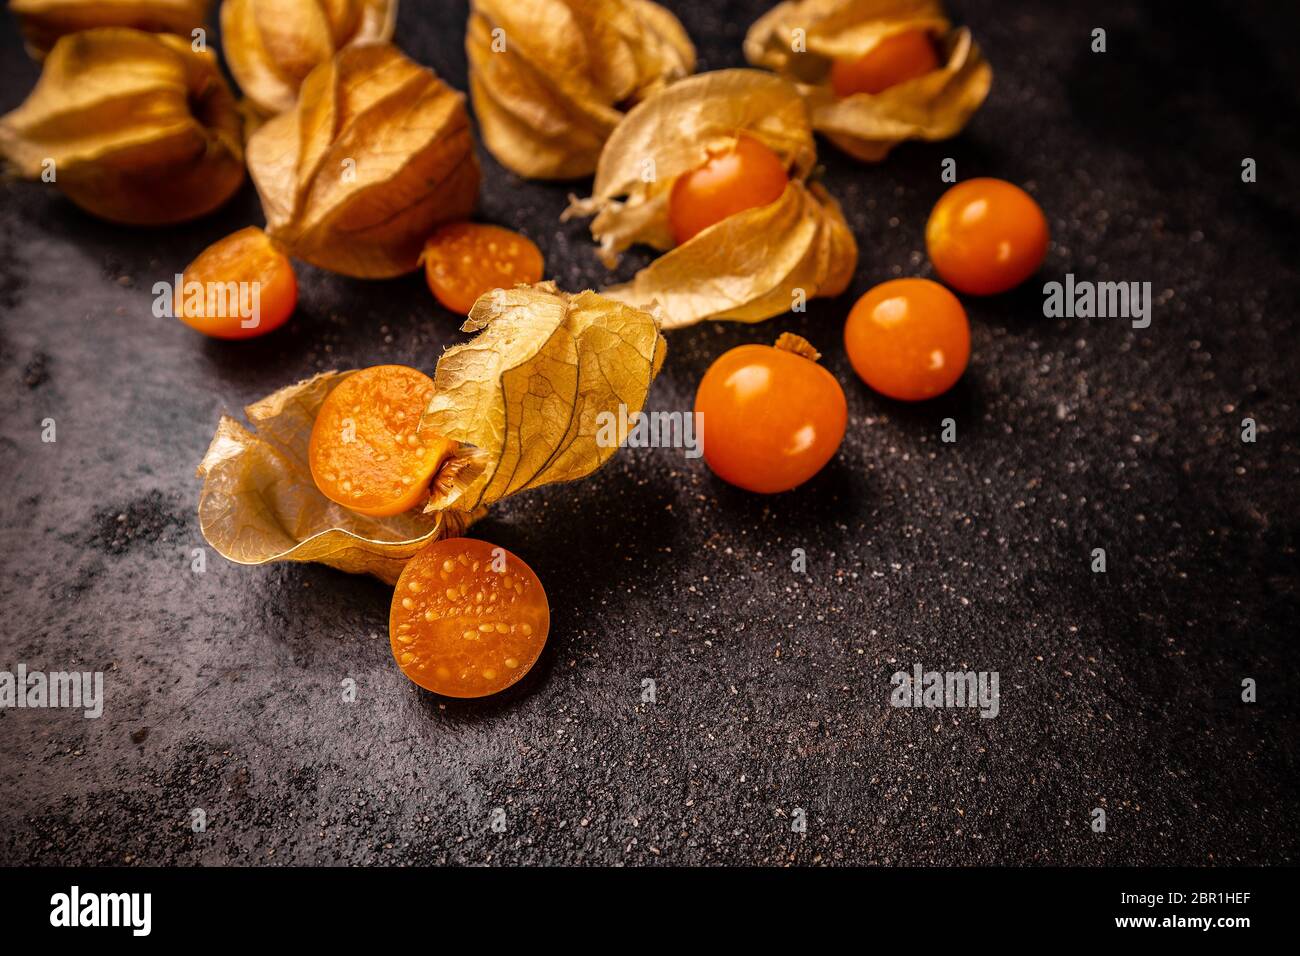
1,0,1298,866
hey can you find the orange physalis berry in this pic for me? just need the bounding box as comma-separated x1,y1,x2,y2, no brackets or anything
844,278,970,401
667,134,789,245
830,30,941,98
925,178,1050,295
694,334,846,494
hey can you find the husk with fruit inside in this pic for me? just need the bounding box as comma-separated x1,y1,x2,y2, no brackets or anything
8,0,211,59
467,0,695,180
743,0,992,161
196,282,666,584
0,27,244,225
221,0,397,116
564,69,857,329
246,42,479,279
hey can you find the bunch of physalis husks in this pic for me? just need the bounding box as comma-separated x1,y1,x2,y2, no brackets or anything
1,2,481,283
196,282,666,584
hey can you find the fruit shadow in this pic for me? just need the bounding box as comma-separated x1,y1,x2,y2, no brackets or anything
849,368,990,445
697,438,870,541
409,461,688,720
275,541,560,723
18,179,266,286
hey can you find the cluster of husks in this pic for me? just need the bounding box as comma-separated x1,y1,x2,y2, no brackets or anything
552,0,993,326
0,0,1000,582
1,1,480,277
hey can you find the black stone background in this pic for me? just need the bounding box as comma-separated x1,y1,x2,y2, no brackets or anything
1,0,1297,866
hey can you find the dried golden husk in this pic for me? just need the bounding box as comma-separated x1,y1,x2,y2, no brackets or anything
565,69,857,330
9,0,211,59
0,28,244,225
743,0,992,162
196,282,666,583
467,0,695,180
221,0,397,116
246,42,480,278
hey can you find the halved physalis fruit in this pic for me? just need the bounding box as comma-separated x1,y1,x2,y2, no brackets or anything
390,537,550,698
830,30,941,98
174,227,297,340
308,365,453,517
422,222,544,315
668,134,789,245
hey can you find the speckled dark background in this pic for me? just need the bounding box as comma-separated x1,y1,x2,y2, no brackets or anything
1,0,1297,867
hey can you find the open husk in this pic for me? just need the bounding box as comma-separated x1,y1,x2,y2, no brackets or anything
467,0,695,180
246,42,479,278
8,0,211,59
565,69,857,330
220,0,397,116
743,0,992,161
0,28,244,225
197,282,666,583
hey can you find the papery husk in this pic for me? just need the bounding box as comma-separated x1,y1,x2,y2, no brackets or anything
603,180,856,330
246,42,480,278
9,0,211,59
196,371,476,584
423,281,667,512
221,0,397,116
466,0,695,180
564,69,857,329
197,282,665,583
0,28,244,225
743,0,992,162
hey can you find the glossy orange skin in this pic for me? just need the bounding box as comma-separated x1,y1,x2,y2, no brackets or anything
926,178,1050,295
423,222,544,315
308,365,453,517
390,537,550,698
694,343,847,494
844,278,970,401
174,227,297,339
830,29,940,97
668,135,789,246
